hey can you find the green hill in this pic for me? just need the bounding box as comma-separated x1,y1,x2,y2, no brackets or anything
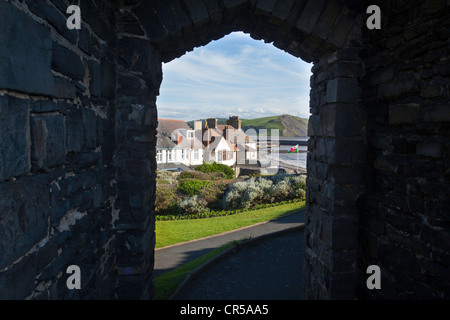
187,114,308,137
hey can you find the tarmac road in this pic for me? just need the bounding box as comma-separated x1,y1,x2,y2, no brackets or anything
172,228,305,300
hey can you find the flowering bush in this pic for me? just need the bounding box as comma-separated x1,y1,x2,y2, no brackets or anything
269,180,293,202
179,195,208,215
290,175,306,190
223,175,306,210
223,177,273,209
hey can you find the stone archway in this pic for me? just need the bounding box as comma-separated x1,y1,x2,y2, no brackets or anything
1,0,449,301
115,0,366,299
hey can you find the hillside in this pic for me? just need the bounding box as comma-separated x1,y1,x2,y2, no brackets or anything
241,115,308,137
187,115,309,137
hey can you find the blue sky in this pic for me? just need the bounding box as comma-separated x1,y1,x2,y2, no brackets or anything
157,32,312,121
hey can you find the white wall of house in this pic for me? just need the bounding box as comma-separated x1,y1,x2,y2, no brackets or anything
246,142,258,161
204,137,236,166
157,147,203,166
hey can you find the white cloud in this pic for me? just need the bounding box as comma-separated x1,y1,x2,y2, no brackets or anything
157,32,313,121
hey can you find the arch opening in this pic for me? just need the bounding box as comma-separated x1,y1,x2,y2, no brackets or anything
115,0,366,299
153,31,312,299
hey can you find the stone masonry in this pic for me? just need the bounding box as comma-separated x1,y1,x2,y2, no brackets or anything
0,0,449,299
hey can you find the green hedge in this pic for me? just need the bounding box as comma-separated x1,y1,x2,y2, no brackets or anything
195,162,235,179
178,179,211,196
155,198,302,221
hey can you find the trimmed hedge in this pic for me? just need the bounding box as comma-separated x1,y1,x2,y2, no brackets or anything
156,198,303,221
195,162,235,179
178,179,211,196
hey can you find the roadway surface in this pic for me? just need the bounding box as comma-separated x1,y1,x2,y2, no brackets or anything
154,210,306,300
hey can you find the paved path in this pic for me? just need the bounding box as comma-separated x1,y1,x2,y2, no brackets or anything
154,210,305,278
172,229,305,300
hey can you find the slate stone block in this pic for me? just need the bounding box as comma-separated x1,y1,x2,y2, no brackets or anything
0,175,49,270
118,37,155,73
30,115,66,170
389,104,420,124
0,96,30,181
296,0,327,34
54,77,77,99
222,0,248,9
81,108,98,149
183,0,209,26
416,142,443,158
0,1,54,96
255,0,277,15
322,214,358,251
101,58,116,99
423,105,450,122
420,84,442,98
25,0,77,44
136,2,168,43
326,78,360,103
271,0,295,21
329,8,355,47
66,109,84,153
312,0,341,40
0,255,36,299
378,79,418,99
30,100,59,113
52,42,84,81
126,159,152,180
203,0,222,22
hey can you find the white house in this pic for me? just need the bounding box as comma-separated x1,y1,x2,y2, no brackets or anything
203,132,237,166
156,116,257,170
156,119,204,169
172,127,204,166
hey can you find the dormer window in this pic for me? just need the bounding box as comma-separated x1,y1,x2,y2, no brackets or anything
187,131,194,139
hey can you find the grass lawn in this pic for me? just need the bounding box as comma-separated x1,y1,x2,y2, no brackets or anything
155,201,305,248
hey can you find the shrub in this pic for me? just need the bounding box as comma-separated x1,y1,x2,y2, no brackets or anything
199,182,226,208
179,195,208,215
222,174,307,209
156,171,178,185
208,172,226,180
195,162,235,179
178,179,211,196
269,180,293,202
178,170,226,181
290,175,306,190
223,177,273,209
178,171,210,181
292,187,306,200
155,184,182,215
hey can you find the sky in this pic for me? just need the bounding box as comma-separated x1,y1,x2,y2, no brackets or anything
157,31,313,121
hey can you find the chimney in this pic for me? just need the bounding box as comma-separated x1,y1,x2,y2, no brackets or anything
194,121,202,131
207,118,217,129
227,116,241,130
202,125,210,147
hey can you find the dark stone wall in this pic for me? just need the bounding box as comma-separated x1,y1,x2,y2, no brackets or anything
0,0,119,299
0,0,449,300
358,0,450,299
